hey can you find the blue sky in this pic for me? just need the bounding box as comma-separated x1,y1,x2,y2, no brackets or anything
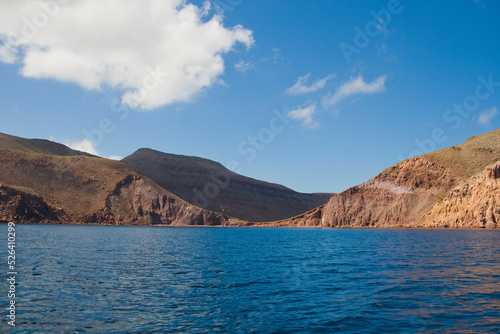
1,0,499,193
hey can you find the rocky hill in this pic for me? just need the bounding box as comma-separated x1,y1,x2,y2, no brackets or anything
0,133,245,226
122,148,332,222
260,129,500,229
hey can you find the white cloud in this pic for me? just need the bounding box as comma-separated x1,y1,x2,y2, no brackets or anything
65,138,122,160
478,107,498,126
285,73,334,95
234,59,254,73
235,48,285,73
66,138,99,156
288,103,319,129
0,0,253,110
323,75,386,108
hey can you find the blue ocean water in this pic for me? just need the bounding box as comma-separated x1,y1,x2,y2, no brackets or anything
1,224,499,333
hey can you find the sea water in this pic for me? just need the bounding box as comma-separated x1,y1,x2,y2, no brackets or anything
2,224,499,333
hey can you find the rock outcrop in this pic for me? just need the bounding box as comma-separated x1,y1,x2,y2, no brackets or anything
0,184,62,223
420,161,500,229
258,157,455,228
91,174,245,226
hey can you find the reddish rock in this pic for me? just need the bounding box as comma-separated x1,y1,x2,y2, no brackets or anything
259,130,500,229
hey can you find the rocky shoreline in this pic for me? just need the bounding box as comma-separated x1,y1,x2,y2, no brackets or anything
1,130,500,229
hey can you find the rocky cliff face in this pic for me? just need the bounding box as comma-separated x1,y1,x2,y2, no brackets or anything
259,157,455,228
420,161,500,229
91,174,244,226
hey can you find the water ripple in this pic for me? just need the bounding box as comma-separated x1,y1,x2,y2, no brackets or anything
1,226,499,333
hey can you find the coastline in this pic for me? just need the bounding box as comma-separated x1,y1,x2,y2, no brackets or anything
2,221,497,230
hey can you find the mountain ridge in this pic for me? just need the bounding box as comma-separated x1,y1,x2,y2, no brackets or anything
122,148,332,222
0,132,96,157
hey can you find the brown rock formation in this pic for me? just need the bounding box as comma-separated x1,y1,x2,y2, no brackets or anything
258,157,454,228
0,184,61,223
260,129,500,229
420,161,500,228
